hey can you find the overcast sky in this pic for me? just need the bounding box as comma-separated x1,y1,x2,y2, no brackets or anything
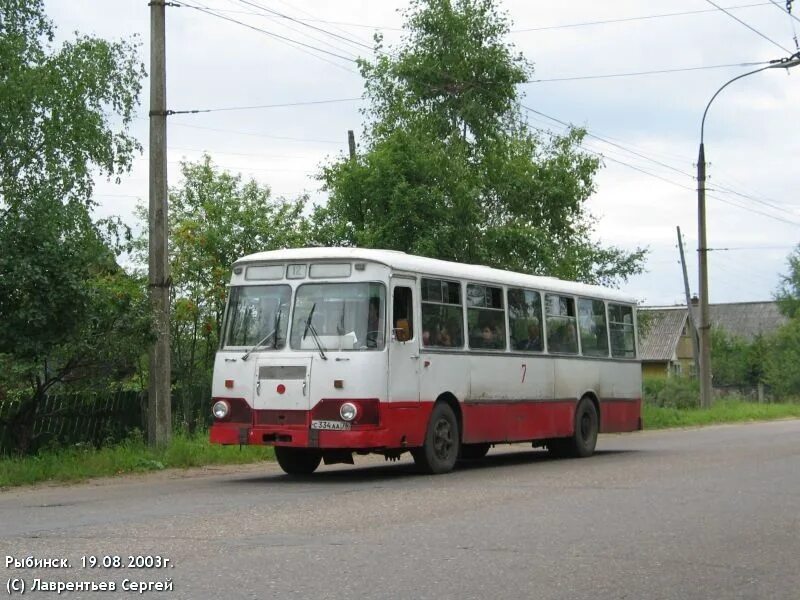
43,0,800,306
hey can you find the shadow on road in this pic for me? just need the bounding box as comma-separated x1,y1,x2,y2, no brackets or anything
227,447,640,486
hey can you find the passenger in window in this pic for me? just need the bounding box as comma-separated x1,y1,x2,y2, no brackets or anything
521,321,542,351
422,329,432,347
434,327,449,347
366,297,383,348
479,324,503,349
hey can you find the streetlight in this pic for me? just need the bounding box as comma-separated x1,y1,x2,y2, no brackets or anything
696,52,800,409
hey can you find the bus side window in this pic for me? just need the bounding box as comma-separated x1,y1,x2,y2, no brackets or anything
393,286,413,342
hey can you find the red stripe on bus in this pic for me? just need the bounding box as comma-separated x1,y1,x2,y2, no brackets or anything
210,397,641,449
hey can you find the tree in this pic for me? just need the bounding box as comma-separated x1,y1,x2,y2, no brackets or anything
764,243,800,398
0,0,147,452
711,328,765,389
314,0,645,285
775,243,800,319
135,156,311,429
763,319,800,399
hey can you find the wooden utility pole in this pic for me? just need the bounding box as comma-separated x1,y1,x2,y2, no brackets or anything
677,226,700,377
148,0,171,447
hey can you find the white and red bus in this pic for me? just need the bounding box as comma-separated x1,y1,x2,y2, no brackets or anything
210,248,642,475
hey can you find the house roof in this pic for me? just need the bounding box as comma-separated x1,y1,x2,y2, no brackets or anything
639,301,788,362
704,301,787,341
638,308,688,362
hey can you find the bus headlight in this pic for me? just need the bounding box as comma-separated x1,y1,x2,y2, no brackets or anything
339,402,358,422
212,400,230,420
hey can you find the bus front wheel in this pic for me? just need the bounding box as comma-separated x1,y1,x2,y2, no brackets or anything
413,402,460,474
459,443,490,460
548,397,598,459
275,447,322,475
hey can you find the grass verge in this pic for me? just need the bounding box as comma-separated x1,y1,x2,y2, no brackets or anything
0,432,273,489
644,399,800,429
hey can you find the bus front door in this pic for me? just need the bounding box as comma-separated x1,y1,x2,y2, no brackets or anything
388,280,420,404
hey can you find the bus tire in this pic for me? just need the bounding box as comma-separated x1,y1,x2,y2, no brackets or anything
413,402,460,474
548,397,598,458
459,443,490,460
275,447,322,475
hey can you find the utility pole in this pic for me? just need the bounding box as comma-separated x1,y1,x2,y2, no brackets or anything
695,54,800,409
148,0,171,447
348,130,356,161
677,226,700,378
696,143,713,408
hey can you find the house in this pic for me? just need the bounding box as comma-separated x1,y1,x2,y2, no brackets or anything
638,301,787,378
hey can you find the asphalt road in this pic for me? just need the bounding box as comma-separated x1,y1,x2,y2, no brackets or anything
1,420,799,600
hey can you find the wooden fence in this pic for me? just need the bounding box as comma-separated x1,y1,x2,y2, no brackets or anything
0,386,211,455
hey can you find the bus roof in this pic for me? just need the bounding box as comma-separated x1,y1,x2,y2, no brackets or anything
236,247,638,304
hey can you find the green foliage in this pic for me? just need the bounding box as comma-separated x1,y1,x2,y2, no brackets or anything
0,0,148,453
763,319,800,400
0,430,273,488
315,0,646,285
0,0,144,214
761,244,800,399
135,156,311,429
775,243,800,319
711,328,765,388
643,376,699,409
643,399,800,430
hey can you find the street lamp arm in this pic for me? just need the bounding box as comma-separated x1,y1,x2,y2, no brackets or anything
700,53,800,143
700,65,774,144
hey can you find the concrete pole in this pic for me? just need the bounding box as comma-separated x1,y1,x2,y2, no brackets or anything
696,151,713,408
148,0,171,446
677,226,700,378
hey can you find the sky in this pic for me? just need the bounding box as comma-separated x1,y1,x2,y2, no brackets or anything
43,0,800,307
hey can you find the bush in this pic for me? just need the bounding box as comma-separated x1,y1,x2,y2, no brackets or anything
643,376,699,409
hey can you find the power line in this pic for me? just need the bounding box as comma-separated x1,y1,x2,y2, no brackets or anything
704,0,793,52
521,104,800,221
177,0,359,73
169,120,343,144
267,0,378,45
167,96,363,115
219,0,364,61
768,0,800,24
522,105,800,227
233,0,374,50
511,3,773,33
525,61,769,83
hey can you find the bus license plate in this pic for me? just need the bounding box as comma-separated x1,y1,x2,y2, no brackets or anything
311,420,351,431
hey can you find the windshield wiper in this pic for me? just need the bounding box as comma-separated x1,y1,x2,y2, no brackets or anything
302,303,316,340
241,329,276,361
241,308,283,361
306,322,328,361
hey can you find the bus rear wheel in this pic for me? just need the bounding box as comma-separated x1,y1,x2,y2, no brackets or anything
275,447,322,475
547,397,598,459
413,402,460,474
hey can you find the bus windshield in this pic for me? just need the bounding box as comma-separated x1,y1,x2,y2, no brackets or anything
290,282,386,351
223,285,291,349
